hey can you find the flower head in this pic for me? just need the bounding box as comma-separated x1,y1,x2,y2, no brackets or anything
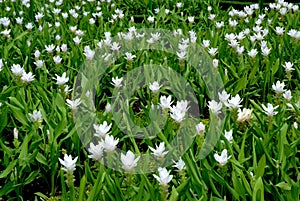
93,121,112,138
261,103,279,116
102,135,119,152
59,154,78,173
88,142,104,161
214,149,231,166
121,150,140,171
153,167,173,186
149,142,168,159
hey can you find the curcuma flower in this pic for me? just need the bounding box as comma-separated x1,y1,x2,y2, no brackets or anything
102,134,119,152
93,121,112,138
153,167,173,186
261,103,279,116
272,80,285,94
225,94,243,109
121,150,140,171
54,72,69,85
29,110,43,122
159,95,173,109
149,142,168,159
195,122,205,135
149,81,161,93
214,149,231,166
237,108,252,122
88,142,104,161
208,100,222,114
112,76,123,88
173,157,186,171
66,98,81,110
59,154,78,173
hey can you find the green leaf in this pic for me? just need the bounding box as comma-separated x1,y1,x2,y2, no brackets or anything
276,182,291,191
0,160,17,179
255,155,266,179
169,186,179,201
252,177,264,201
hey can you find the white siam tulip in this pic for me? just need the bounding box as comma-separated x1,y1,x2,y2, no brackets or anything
66,98,81,110
225,94,243,109
159,95,173,109
224,130,233,143
208,100,222,114
149,142,168,158
29,110,43,122
272,81,286,94
45,44,55,53
93,121,112,138
218,90,230,104
121,150,140,171
53,55,62,64
0,59,3,72
153,167,173,186
102,135,119,152
282,61,294,73
11,64,24,76
149,81,161,93
112,76,123,87
54,72,69,85
59,154,78,173
124,52,136,61
237,108,252,122
283,90,292,101
248,49,258,58
173,157,185,171
208,47,218,56
261,103,279,116
214,149,231,166
195,122,205,135
21,71,35,83
88,142,104,161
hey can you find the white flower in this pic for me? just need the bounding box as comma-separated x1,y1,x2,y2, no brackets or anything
34,60,44,68
196,122,205,135
293,122,298,129
275,26,284,35
45,44,55,53
73,36,82,44
66,98,81,110
224,130,233,143
208,47,218,56
261,103,279,116
29,110,43,122
94,121,112,138
124,52,136,61
21,72,35,83
0,59,3,72
237,108,252,122
54,72,69,85
121,150,140,171
225,94,243,109
83,47,95,60
212,59,219,68
214,149,231,166
149,81,161,93
202,40,210,48
261,47,271,56
13,128,18,139
88,142,104,161
208,100,222,114
248,49,258,58
11,64,24,76
272,80,286,94
105,103,111,113
173,157,185,171
282,61,294,72
149,142,168,158
102,134,119,152
283,90,292,101
159,95,173,109
153,167,173,186
170,107,186,123
218,90,230,104
112,76,123,87
59,154,78,173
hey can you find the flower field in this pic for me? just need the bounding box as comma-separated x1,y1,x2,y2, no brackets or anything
0,0,300,200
